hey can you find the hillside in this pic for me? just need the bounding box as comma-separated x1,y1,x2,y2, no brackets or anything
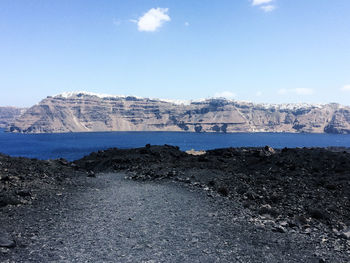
8,92,350,134
0,107,27,128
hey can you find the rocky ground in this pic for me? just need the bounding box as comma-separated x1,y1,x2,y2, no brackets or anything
0,153,80,209
75,145,350,230
1,145,350,262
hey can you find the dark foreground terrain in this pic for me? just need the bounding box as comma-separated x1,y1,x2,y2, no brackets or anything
1,145,350,262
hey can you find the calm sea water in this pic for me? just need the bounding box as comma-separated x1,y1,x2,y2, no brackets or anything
0,128,350,161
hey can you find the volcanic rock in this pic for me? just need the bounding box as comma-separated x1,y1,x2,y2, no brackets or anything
73,145,350,234
0,193,21,207
339,229,350,240
0,230,15,248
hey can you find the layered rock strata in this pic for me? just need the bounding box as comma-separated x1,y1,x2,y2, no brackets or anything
8,92,350,134
0,107,27,128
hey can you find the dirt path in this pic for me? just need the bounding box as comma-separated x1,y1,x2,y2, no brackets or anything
0,173,337,262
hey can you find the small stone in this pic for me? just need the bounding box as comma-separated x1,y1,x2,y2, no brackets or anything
218,186,229,196
339,229,350,240
17,190,31,197
294,215,308,226
264,145,275,153
303,228,311,234
87,171,96,177
0,230,15,248
184,178,191,183
208,180,216,186
55,158,67,166
258,204,278,217
0,174,9,181
308,208,328,220
273,225,287,233
279,221,289,228
0,194,21,207
260,146,275,156
246,190,258,200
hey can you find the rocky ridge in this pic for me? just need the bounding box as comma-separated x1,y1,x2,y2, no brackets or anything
8,92,350,134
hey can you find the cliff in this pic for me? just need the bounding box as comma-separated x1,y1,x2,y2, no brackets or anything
0,107,27,128
8,92,350,134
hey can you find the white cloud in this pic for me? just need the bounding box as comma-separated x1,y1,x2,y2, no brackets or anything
134,8,170,32
341,85,350,92
184,22,190,27
256,91,263,97
260,5,276,12
214,91,236,99
252,0,274,6
252,0,276,12
278,88,314,96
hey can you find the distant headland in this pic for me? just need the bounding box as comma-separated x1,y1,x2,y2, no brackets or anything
2,92,350,134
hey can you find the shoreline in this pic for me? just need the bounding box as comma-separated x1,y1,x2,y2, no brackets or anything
1,129,350,162
4,128,350,135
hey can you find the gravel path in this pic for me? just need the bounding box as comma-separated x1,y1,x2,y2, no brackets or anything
0,173,335,262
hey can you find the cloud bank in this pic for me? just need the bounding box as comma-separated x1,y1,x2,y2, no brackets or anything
135,8,170,32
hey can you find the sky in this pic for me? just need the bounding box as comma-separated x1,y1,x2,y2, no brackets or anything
0,0,350,107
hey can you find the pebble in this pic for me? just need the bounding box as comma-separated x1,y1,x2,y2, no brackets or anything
339,229,350,240
273,225,287,233
0,230,15,248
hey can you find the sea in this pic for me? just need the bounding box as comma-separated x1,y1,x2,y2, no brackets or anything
0,128,350,161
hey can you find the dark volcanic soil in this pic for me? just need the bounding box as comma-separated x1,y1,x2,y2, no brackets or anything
0,154,79,208
75,145,350,231
1,145,350,262
3,172,344,263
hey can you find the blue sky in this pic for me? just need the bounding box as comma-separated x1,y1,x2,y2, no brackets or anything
0,0,350,107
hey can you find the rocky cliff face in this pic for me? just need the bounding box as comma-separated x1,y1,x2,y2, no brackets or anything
0,107,27,128
8,92,350,134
